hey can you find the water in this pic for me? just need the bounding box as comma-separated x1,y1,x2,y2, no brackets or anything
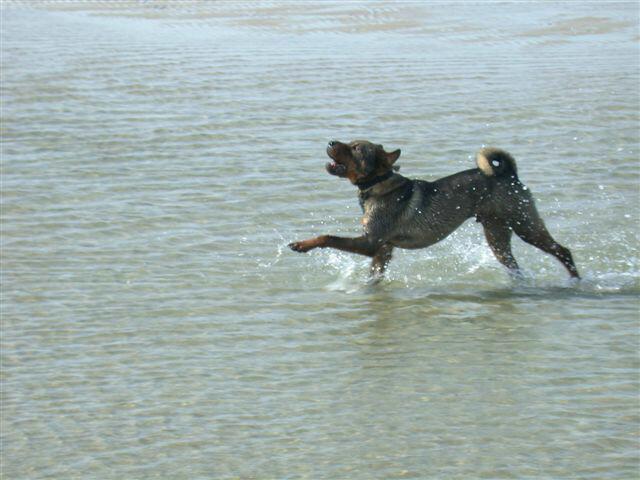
1,2,639,478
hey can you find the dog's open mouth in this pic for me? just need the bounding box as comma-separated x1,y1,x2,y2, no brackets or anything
326,145,348,176
326,161,347,176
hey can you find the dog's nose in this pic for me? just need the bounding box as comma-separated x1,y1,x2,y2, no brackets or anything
328,140,338,148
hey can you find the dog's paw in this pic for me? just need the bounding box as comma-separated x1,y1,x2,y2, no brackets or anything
288,241,313,253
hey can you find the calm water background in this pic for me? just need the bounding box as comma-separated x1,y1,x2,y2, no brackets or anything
1,1,639,478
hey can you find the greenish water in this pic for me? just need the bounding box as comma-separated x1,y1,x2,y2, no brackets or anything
1,2,639,479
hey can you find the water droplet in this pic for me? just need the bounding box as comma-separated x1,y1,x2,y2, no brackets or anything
598,185,604,190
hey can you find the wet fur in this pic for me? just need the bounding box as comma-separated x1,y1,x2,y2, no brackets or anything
289,140,580,280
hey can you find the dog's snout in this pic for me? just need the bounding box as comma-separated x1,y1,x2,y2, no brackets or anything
328,140,338,148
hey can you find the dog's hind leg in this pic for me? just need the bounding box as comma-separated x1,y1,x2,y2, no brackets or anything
512,218,580,279
370,244,393,282
481,219,522,277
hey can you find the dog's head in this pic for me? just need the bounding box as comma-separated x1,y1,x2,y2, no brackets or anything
325,140,401,184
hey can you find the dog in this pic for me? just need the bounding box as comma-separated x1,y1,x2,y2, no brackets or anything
289,140,580,281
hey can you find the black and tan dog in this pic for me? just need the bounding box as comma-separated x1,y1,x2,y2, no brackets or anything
289,140,579,280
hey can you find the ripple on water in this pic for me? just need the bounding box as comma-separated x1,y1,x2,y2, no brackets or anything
2,2,639,479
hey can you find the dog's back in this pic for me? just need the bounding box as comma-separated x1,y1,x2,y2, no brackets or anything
362,151,516,250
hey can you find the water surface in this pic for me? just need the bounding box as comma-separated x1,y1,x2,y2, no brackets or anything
1,2,639,479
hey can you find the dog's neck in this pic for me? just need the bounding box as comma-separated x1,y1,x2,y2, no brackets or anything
355,170,394,191
357,172,410,209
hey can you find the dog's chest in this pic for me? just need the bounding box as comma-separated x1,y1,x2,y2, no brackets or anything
359,195,402,233
358,194,382,230
360,199,375,228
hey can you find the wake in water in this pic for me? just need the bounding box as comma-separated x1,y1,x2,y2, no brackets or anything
275,220,639,297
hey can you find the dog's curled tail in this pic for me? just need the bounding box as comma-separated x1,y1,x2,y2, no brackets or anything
476,147,518,178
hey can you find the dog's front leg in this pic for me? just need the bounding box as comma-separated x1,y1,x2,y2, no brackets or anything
370,244,393,275
369,243,394,284
289,235,381,257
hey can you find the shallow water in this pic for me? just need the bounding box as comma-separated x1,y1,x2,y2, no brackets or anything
1,2,639,479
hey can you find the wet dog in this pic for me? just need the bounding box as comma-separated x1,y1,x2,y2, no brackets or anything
289,140,579,280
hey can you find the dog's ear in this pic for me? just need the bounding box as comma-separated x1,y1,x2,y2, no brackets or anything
376,145,401,172
385,149,401,165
